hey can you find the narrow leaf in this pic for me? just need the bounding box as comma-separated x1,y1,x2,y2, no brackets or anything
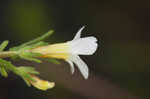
20,55,42,63
10,30,54,51
0,67,8,77
21,30,53,46
0,40,9,51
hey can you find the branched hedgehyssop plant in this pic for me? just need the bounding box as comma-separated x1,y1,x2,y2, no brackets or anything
0,26,98,91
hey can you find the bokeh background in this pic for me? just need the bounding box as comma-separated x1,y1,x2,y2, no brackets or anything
0,0,149,99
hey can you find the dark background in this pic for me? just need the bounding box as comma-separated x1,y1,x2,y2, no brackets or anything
0,0,149,99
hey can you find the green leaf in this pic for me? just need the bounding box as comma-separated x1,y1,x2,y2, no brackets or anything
0,40,9,51
30,41,49,48
9,30,54,51
22,52,42,57
0,67,8,77
0,59,17,72
21,30,53,46
0,59,40,87
19,55,42,63
16,47,42,63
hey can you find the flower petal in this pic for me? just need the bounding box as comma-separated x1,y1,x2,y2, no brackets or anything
73,26,85,40
66,59,75,74
29,75,55,91
69,36,98,55
70,55,89,79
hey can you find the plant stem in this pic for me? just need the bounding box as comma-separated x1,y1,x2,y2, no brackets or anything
0,51,17,58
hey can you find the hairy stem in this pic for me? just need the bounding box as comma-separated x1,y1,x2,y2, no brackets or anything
0,51,17,58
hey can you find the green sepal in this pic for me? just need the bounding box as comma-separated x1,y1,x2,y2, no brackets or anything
16,46,42,63
17,66,39,75
21,52,42,58
29,41,49,48
16,66,39,85
19,72,35,82
15,66,40,87
22,77,31,87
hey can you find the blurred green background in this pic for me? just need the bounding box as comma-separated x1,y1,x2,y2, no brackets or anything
0,0,149,99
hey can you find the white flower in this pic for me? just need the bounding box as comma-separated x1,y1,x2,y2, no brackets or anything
31,26,98,79
66,26,98,79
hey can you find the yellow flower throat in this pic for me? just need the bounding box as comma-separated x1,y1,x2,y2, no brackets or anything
31,43,70,59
